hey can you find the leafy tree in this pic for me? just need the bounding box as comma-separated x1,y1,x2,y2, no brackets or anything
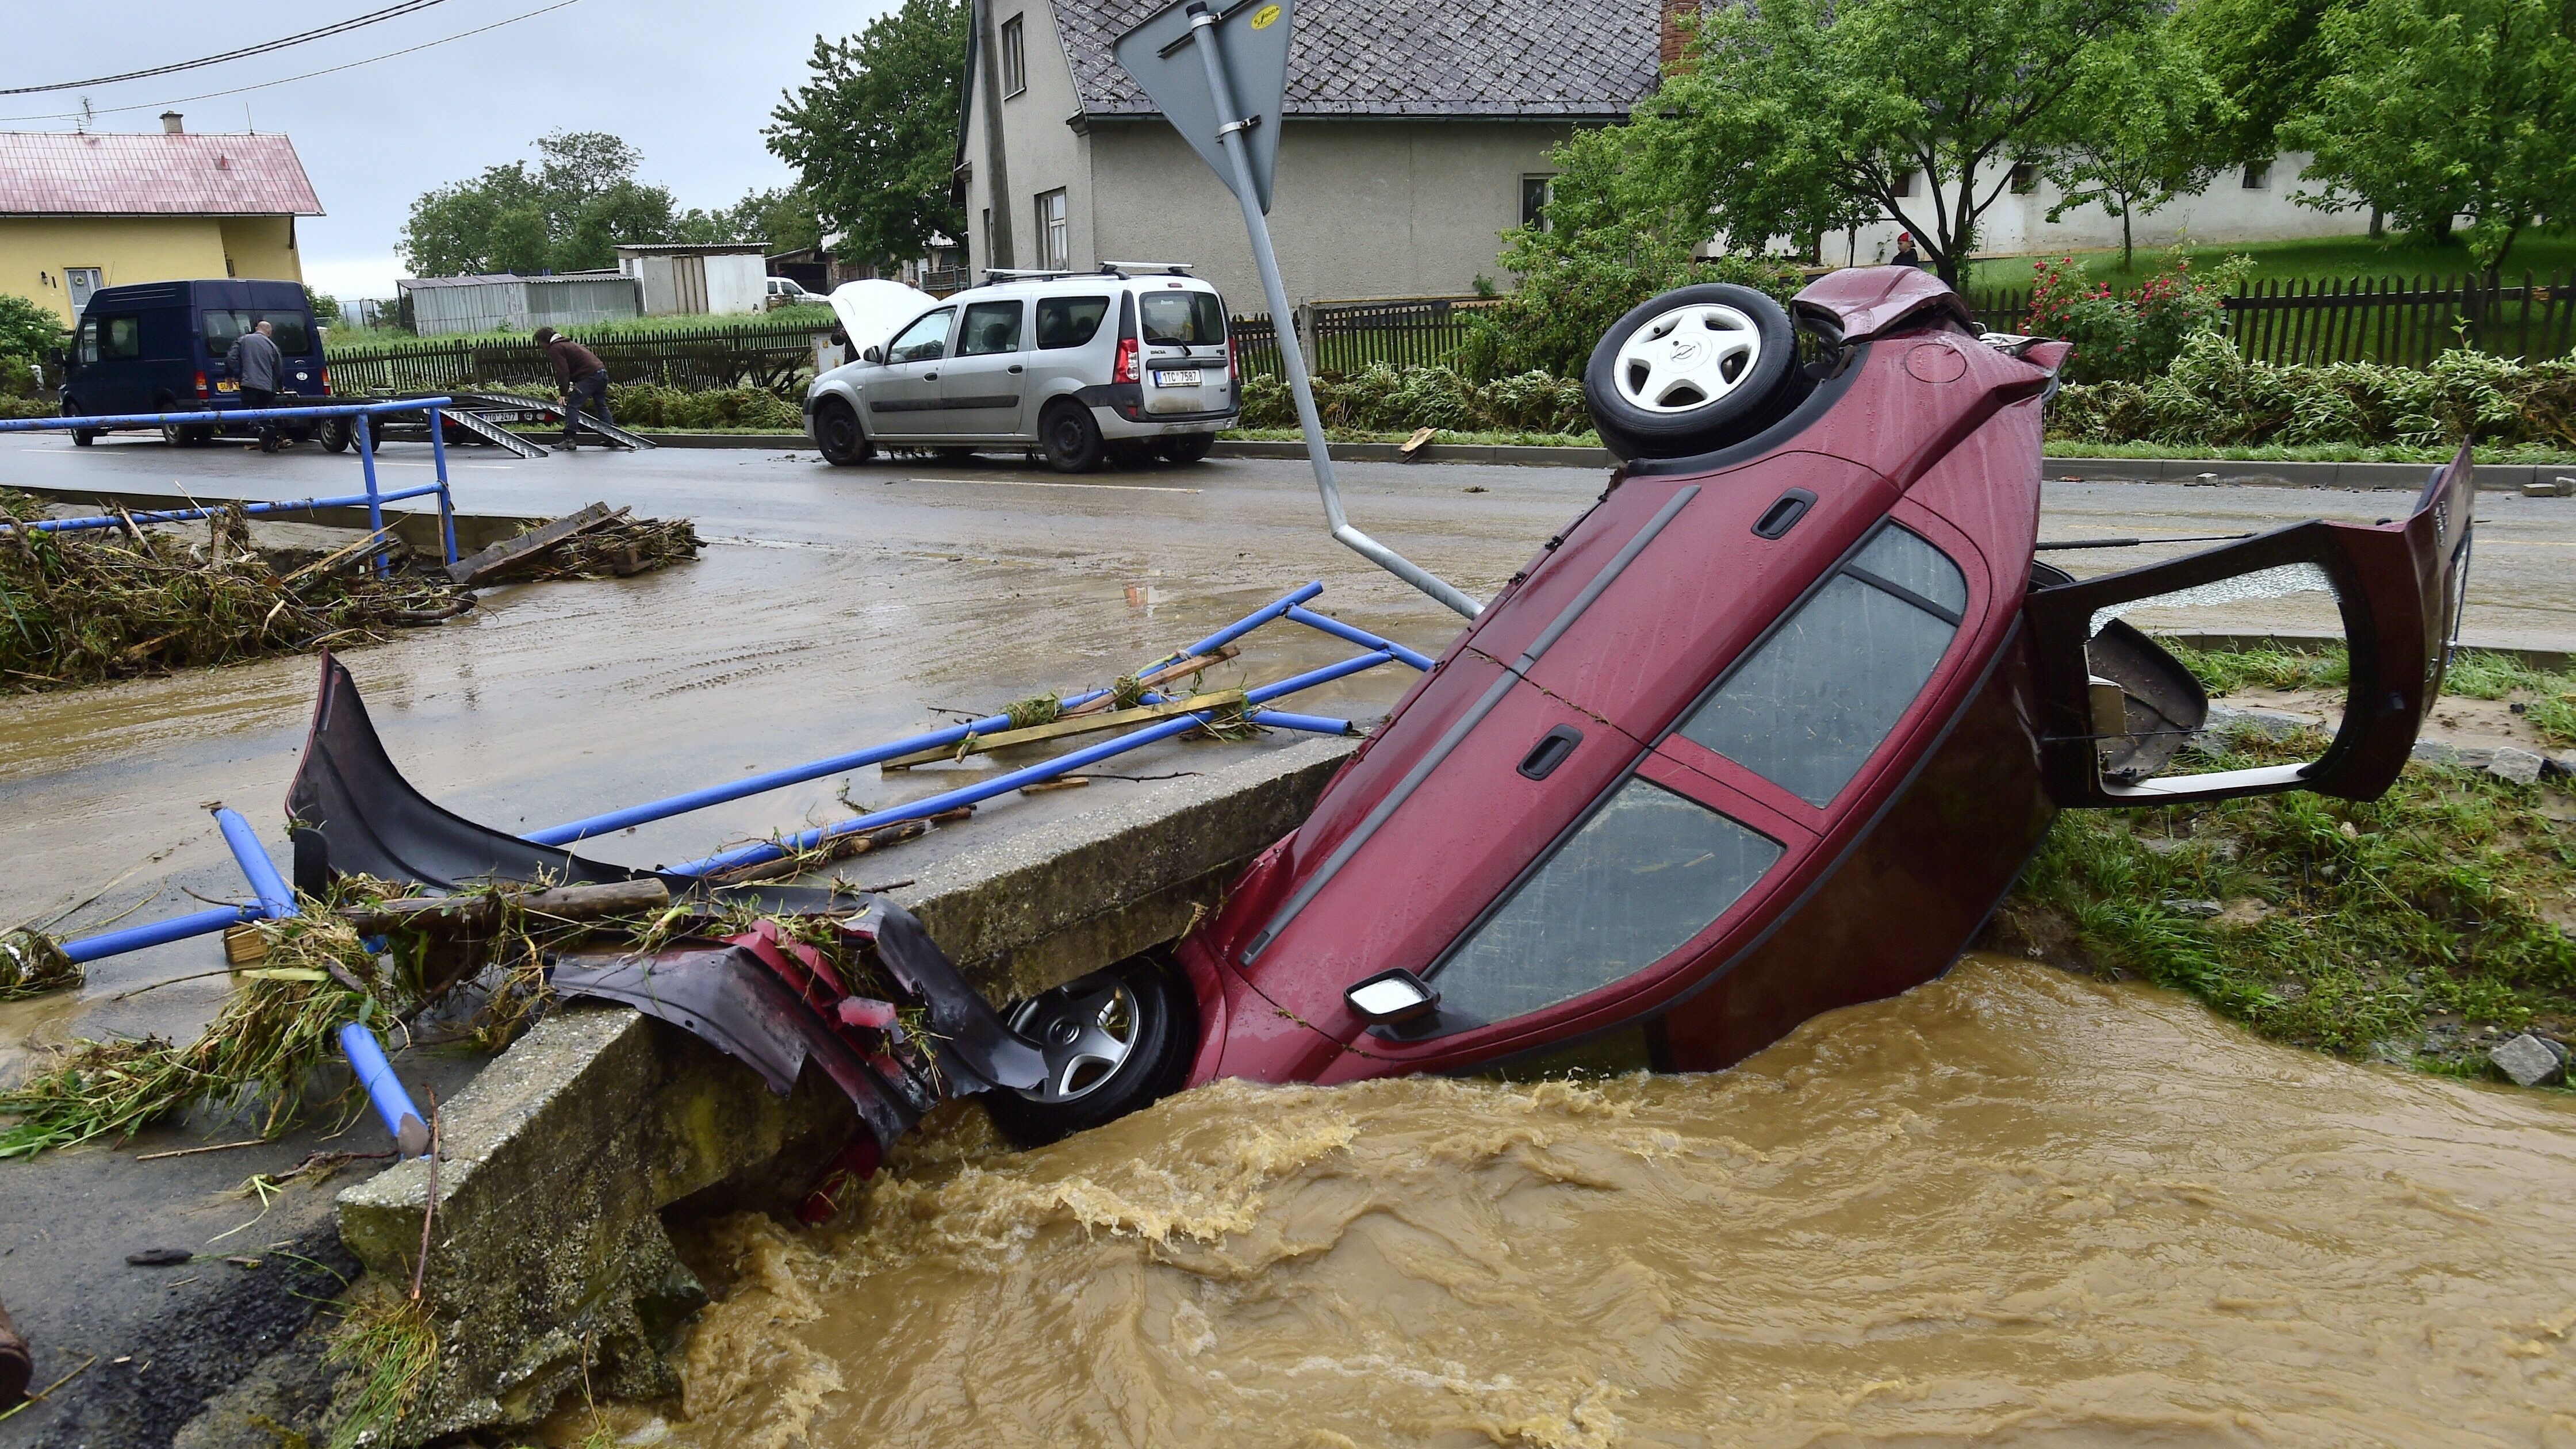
1456,122,1805,379
302,287,342,325
2282,0,2576,277
2174,0,2355,167
1660,0,2165,287
396,131,682,275
672,186,823,252
0,293,66,359
2041,29,2231,269
766,0,968,270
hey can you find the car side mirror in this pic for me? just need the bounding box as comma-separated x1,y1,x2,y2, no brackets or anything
862,344,884,366
1344,968,1440,1025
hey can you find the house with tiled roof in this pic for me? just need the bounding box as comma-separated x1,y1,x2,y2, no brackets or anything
0,114,324,325
957,0,1662,307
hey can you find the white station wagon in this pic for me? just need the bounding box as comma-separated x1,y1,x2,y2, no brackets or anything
806,267,1240,472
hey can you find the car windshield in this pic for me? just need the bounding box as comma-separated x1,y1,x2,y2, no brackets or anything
204,309,312,355
1138,291,1225,346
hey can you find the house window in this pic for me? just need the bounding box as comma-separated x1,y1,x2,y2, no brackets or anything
980,208,992,269
2008,162,2040,194
2242,161,2271,189
1674,524,1966,806
1892,170,1916,198
1035,188,1069,270
1520,175,1555,230
1000,15,1026,98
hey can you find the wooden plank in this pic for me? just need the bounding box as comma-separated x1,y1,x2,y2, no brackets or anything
444,501,617,586
1060,646,1243,719
880,688,1250,770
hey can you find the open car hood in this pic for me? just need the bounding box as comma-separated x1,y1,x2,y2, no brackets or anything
827,278,939,356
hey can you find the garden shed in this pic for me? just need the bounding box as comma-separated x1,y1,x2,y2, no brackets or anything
614,243,768,317
397,272,642,336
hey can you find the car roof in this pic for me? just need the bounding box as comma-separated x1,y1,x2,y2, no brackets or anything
951,271,1220,304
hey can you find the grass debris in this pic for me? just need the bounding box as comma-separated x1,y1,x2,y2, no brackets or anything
323,1290,439,1449
0,489,469,692
493,515,702,582
2155,639,2576,748
1994,724,2576,1076
0,928,77,1002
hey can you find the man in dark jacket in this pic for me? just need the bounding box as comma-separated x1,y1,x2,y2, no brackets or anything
533,327,611,450
225,318,286,453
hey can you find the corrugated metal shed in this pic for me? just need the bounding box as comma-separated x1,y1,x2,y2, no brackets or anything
398,273,641,336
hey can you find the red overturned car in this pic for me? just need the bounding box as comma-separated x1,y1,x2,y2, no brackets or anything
987,267,2474,1140
288,268,2472,1153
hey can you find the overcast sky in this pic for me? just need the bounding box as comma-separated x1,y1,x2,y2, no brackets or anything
4,0,904,300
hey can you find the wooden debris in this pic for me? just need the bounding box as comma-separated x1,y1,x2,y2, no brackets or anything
1020,777,1092,794
223,923,269,965
443,502,618,586
1400,426,1438,462
1059,643,1240,718
339,877,669,937
883,688,1250,770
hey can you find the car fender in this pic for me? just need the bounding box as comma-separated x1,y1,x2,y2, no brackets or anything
805,369,873,437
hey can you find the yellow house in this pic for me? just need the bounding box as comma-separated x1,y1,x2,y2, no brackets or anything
0,113,323,326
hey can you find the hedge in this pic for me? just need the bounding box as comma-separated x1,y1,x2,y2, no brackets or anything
1238,364,1590,436
603,383,802,431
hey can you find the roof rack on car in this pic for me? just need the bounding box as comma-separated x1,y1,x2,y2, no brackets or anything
1100,261,1194,275
983,268,1079,283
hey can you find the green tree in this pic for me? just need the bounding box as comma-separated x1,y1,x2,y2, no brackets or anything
2282,0,2576,277
766,0,968,270
1661,0,2165,287
396,132,683,275
0,293,66,359
672,186,823,252
302,286,342,325
2175,0,2355,167
2041,29,2231,269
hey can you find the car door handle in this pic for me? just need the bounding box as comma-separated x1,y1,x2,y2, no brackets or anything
1007,365,1023,374
924,371,938,381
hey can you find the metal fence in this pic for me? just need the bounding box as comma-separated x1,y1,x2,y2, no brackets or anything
325,321,829,396
1228,296,1503,382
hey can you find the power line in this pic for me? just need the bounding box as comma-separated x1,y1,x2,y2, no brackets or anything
0,0,589,125
0,0,454,97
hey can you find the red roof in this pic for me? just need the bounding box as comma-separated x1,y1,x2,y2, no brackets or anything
0,131,322,217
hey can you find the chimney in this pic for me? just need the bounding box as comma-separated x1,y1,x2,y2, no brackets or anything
1659,0,1699,71
161,112,183,134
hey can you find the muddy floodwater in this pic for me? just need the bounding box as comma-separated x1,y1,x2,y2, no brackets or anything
581,959,2576,1449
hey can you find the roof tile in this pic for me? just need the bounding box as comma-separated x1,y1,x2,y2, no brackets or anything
0,131,322,216
1049,0,1659,118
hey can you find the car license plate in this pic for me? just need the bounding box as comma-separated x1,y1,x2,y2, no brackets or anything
1153,369,1203,386
216,379,239,392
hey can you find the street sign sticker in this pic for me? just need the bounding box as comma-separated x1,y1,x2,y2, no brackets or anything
1113,0,1295,213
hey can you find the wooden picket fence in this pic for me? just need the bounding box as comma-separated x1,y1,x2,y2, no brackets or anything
325,321,829,396
2222,273,2576,367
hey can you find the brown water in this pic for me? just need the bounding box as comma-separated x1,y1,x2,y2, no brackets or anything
595,959,2576,1448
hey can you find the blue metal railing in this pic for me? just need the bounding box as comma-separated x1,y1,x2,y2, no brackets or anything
0,397,463,568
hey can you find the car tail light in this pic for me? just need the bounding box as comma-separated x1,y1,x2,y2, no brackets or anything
1228,335,1240,381
194,370,208,400
1113,337,1140,385
320,365,331,394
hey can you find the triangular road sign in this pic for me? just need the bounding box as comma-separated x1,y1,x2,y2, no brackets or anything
1113,0,1295,213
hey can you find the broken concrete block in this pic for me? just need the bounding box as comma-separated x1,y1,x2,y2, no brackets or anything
2523,476,2575,498
2200,703,2316,745
2488,1033,2569,1087
2411,740,2496,770
2485,746,2545,785
2162,898,2222,918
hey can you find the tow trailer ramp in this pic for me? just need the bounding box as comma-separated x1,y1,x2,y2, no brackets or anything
361,390,662,456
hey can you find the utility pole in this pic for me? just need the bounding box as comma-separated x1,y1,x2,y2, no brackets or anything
974,0,1016,270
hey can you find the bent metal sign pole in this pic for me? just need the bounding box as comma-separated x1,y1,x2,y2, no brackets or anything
1114,0,1482,619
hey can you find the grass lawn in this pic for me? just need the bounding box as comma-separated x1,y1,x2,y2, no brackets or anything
323,305,837,354
1965,229,2576,294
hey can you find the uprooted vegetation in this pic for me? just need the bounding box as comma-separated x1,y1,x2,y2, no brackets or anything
2155,638,2576,749
1993,722,2575,1079
0,489,700,692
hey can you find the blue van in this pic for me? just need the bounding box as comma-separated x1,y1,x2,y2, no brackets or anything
59,279,331,446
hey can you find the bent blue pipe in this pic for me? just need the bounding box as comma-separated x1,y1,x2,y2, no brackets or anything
217,806,428,1157
61,904,257,964
338,1022,431,1159
1283,605,1437,672
672,649,1398,878
214,808,297,919
0,397,457,432
1136,581,1325,673
9,483,448,536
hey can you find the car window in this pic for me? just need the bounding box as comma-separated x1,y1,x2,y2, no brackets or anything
203,310,312,355
1432,779,1781,1023
887,308,954,363
1033,296,1109,350
96,315,140,362
75,319,98,366
1138,292,1225,345
957,300,1023,356
1674,525,1966,806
